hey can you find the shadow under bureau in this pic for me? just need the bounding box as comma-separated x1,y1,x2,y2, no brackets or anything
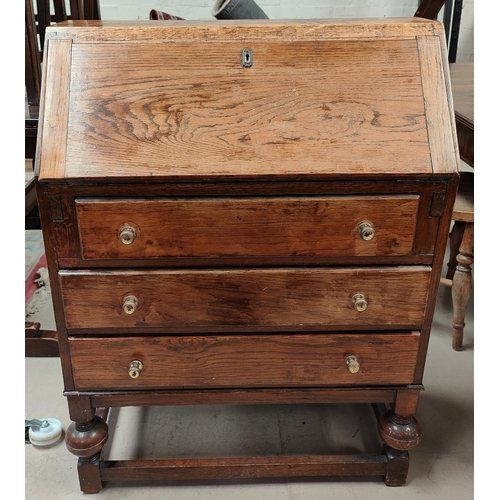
35,18,460,492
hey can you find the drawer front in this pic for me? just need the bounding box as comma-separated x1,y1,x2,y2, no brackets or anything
60,267,430,332
69,332,420,390
75,195,419,260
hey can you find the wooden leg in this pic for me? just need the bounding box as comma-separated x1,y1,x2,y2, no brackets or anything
65,397,108,493
383,445,410,486
378,390,421,486
451,222,474,351
77,454,104,494
446,221,465,280
378,406,421,450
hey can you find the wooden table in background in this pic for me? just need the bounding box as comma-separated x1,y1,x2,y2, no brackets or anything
450,62,474,168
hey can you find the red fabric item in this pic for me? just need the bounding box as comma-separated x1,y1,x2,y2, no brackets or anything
149,9,184,20
25,253,47,306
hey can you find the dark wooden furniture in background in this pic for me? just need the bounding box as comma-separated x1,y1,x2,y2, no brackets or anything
440,61,473,350
441,0,465,63
25,321,60,357
449,62,474,167
441,172,473,350
25,0,101,229
415,0,464,63
36,19,459,492
25,0,101,356
414,0,446,20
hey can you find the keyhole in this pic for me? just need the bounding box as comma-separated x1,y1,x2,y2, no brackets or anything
242,49,253,68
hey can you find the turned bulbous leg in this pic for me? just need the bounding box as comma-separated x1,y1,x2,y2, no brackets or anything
66,416,108,456
375,390,422,486
66,415,108,493
378,410,422,451
378,410,422,487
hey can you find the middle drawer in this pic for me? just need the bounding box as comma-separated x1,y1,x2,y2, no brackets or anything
59,267,430,333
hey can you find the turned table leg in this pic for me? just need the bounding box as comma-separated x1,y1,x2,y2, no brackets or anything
446,221,465,280
65,397,108,493
378,390,422,486
451,222,474,351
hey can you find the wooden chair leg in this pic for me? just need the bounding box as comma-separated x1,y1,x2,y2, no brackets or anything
451,222,473,350
446,221,465,280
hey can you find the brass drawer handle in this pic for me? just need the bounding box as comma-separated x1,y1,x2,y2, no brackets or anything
345,355,360,374
128,360,143,379
119,225,136,245
352,293,368,312
357,221,375,241
122,295,139,315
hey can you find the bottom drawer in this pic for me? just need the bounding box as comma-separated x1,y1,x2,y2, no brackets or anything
69,333,420,390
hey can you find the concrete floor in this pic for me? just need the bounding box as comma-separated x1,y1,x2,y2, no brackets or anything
25,245,474,499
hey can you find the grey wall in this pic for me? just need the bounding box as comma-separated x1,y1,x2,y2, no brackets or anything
96,1,474,61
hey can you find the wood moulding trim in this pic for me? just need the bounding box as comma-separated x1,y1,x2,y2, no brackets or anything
99,455,389,482
73,386,426,408
36,39,72,181
45,18,444,43
416,35,459,175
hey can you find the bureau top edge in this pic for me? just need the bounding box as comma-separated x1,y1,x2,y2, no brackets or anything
36,172,459,187
46,18,443,42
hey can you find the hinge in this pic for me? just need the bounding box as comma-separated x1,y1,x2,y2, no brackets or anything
429,192,446,218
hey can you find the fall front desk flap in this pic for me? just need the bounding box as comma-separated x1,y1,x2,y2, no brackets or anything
36,19,459,182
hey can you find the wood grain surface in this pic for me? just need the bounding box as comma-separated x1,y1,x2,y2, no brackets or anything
46,18,442,43
59,267,431,332
69,332,421,390
87,387,400,409
34,18,461,491
63,38,430,180
76,195,419,259
36,39,72,180
417,36,459,174
98,455,388,481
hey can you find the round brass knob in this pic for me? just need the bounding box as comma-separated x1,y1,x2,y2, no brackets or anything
345,355,360,374
119,225,136,245
352,293,368,312
128,360,143,379
357,221,375,241
122,295,139,315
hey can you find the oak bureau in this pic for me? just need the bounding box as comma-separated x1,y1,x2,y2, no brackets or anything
35,19,460,492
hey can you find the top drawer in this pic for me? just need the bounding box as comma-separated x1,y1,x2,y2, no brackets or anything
76,195,419,260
